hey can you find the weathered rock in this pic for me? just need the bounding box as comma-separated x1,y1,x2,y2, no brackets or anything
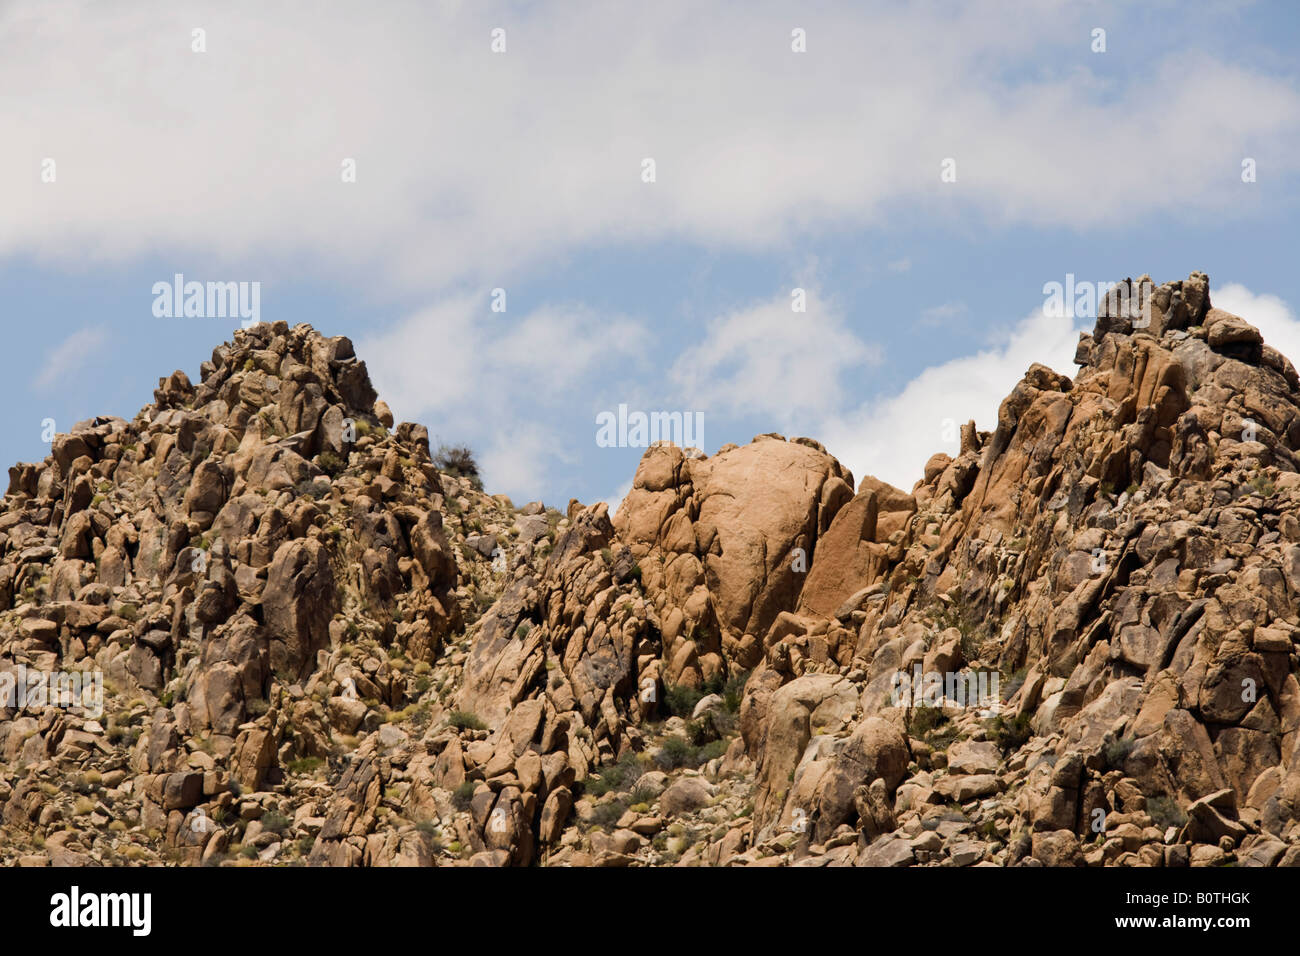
660,777,715,816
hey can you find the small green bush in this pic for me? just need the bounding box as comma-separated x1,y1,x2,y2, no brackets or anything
663,683,705,718
317,450,346,477
989,712,1033,753
1147,795,1187,831
294,479,332,500
654,737,694,771
722,670,749,713
908,705,948,738
433,444,482,490
452,781,477,812
261,810,291,835
1249,472,1276,497
584,753,643,798
448,711,486,732
588,799,628,830
1103,735,1136,771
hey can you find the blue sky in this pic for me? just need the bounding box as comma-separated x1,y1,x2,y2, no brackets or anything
3,0,1300,508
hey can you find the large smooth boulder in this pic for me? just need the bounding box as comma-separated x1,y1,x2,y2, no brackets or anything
749,672,860,828
615,437,854,683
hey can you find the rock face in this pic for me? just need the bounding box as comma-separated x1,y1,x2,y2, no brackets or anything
796,476,916,619
0,322,462,866
721,272,1300,867
6,272,1300,868
614,438,854,687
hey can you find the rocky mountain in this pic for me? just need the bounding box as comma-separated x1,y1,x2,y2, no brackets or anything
3,272,1300,868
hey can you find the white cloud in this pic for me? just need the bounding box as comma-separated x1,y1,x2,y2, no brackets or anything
600,479,633,519
359,296,646,501
819,283,1300,495
34,325,109,390
819,307,1085,491
1,2,1296,290
477,426,570,507
670,287,881,426
1212,283,1300,368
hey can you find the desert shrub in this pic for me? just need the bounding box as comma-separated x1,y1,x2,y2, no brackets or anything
722,670,749,713
294,479,332,500
448,711,486,732
654,736,695,771
583,752,642,798
989,712,1033,753
434,444,482,489
1249,472,1276,497
908,705,949,738
630,778,661,805
452,781,477,812
1103,735,1136,771
588,799,628,830
698,738,728,763
663,683,705,718
653,734,728,772
317,450,345,477
261,810,291,834
1147,795,1187,831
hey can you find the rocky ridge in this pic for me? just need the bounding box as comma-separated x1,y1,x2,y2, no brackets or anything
3,273,1300,868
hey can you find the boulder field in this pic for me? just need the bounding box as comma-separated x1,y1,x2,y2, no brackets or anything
3,273,1300,868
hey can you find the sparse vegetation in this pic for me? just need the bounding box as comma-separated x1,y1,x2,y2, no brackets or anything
261,810,291,835
1103,735,1136,771
452,781,477,812
583,752,643,798
909,705,960,749
1147,795,1187,831
989,712,1033,753
287,756,324,775
434,443,482,490
1249,471,1276,497
294,478,332,500
448,711,486,732
317,450,346,476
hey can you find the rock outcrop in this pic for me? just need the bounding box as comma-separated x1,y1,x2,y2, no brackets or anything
5,272,1300,868
615,438,854,686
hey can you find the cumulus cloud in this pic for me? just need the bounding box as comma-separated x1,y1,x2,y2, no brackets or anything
1,2,1296,290
34,325,109,390
819,282,1300,494
477,425,575,505
670,286,881,426
359,296,646,500
1212,283,1300,368
818,307,1086,491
